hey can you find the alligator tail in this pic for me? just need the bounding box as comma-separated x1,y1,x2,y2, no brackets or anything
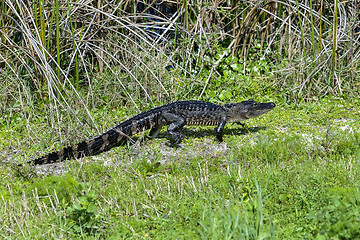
27,110,160,166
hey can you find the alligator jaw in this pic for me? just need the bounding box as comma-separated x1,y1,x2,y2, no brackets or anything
225,99,275,123
245,101,276,119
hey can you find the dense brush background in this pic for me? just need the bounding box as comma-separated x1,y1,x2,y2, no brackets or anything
2,0,359,117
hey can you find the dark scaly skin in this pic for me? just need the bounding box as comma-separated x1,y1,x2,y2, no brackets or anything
26,100,275,166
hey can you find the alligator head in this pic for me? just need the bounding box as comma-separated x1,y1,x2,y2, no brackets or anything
224,99,276,122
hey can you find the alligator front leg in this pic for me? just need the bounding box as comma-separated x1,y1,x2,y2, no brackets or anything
161,112,186,144
215,119,227,142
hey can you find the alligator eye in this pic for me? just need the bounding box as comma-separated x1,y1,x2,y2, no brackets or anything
253,103,259,107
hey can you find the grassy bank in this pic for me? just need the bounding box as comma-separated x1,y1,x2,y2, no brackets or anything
1,97,360,239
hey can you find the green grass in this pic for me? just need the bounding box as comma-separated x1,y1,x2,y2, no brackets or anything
1,97,360,239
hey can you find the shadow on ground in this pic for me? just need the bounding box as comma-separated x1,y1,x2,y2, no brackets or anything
154,125,267,143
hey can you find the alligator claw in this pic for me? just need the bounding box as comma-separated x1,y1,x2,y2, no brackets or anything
169,133,184,144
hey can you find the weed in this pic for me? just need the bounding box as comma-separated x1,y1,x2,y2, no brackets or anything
64,182,104,235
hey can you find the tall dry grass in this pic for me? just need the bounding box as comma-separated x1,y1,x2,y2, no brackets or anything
1,0,359,115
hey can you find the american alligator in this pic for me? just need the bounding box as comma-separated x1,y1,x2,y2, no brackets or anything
26,99,275,166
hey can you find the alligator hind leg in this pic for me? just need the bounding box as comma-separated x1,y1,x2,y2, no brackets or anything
149,125,162,138
161,112,186,144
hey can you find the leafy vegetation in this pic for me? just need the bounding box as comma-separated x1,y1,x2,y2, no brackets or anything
1,0,360,239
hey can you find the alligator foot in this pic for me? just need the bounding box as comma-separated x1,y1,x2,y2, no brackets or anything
168,131,184,144
216,133,223,142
